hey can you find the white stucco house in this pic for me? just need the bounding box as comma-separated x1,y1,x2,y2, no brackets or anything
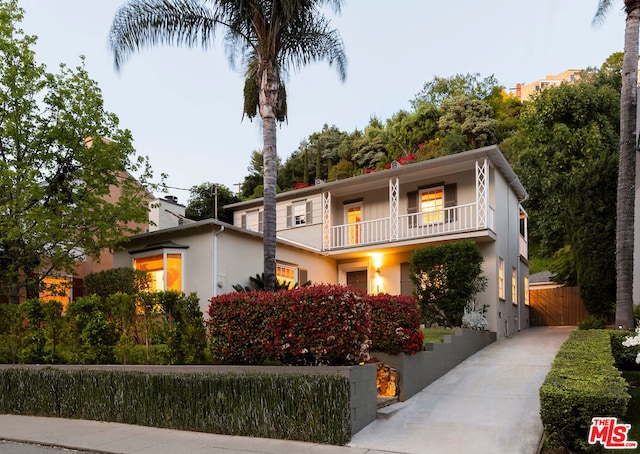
113,145,529,339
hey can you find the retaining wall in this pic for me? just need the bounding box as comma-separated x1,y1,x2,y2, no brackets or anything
373,329,496,401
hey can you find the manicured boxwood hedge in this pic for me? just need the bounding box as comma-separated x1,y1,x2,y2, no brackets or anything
0,367,351,445
540,330,630,452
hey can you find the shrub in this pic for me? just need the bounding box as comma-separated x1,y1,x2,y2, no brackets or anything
461,300,488,331
84,267,150,300
578,314,607,330
66,295,117,364
369,294,423,355
155,291,207,364
610,330,640,371
410,240,487,327
0,303,22,363
207,284,371,365
540,330,630,452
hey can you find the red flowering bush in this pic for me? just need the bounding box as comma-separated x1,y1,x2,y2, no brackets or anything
207,285,371,366
369,294,423,355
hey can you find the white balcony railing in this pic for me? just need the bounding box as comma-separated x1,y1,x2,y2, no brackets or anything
327,203,493,250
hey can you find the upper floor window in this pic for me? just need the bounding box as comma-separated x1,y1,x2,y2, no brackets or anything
133,251,184,292
287,200,312,228
420,187,444,224
408,184,456,225
241,210,263,232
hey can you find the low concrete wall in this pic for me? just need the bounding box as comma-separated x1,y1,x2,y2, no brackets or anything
0,363,377,436
373,329,496,401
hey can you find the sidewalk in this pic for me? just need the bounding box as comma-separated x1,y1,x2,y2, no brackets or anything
0,327,572,454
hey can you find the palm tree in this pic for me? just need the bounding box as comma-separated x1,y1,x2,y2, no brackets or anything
109,0,346,291
594,0,640,329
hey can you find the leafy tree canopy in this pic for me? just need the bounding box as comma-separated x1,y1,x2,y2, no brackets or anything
0,1,159,303
411,73,501,108
185,182,240,223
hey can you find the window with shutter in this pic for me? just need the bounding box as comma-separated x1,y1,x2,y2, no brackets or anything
290,201,308,227
419,186,444,224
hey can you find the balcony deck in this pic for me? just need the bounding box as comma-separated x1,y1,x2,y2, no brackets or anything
327,203,494,250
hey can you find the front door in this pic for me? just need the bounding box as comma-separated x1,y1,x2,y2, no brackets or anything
344,202,362,245
347,270,368,292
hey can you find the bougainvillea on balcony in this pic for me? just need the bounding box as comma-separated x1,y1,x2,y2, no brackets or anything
368,294,423,355
207,285,372,366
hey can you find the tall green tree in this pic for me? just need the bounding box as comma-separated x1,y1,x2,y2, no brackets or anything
0,1,156,304
110,0,347,291
503,78,620,317
594,1,639,328
185,182,240,223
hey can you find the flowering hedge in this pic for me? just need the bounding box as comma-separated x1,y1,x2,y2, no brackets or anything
207,285,371,366
369,294,424,355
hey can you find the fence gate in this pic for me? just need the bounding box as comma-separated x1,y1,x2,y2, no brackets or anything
529,286,589,326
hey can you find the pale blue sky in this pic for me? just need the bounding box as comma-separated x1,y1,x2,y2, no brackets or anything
20,0,626,199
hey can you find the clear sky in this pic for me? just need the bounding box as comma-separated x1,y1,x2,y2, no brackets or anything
19,0,626,201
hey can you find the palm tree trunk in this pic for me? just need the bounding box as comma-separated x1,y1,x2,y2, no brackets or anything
616,0,640,329
259,67,279,291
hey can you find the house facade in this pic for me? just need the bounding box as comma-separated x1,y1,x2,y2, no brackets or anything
114,145,529,339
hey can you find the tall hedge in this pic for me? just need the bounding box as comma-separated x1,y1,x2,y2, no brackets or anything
410,240,487,327
207,284,372,365
0,367,351,444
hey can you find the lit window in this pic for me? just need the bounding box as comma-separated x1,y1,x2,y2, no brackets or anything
512,268,517,305
420,187,444,224
276,263,298,289
524,275,530,306
345,203,362,245
134,252,183,292
498,257,505,300
40,276,71,312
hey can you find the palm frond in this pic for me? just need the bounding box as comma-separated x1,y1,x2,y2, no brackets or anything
110,0,219,70
593,0,616,26
278,14,346,82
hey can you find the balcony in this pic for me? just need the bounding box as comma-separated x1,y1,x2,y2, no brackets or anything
327,203,494,250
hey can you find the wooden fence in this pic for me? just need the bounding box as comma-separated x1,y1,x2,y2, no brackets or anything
529,286,589,326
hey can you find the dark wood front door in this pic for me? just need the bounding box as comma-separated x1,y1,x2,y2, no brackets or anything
347,270,368,292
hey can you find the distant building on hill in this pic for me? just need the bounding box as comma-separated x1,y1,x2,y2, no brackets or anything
514,69,581,101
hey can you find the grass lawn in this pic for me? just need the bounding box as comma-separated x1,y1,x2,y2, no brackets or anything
421,328,455,344
622,370,640,448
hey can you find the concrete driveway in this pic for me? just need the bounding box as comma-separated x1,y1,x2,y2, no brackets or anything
349,326,573,454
